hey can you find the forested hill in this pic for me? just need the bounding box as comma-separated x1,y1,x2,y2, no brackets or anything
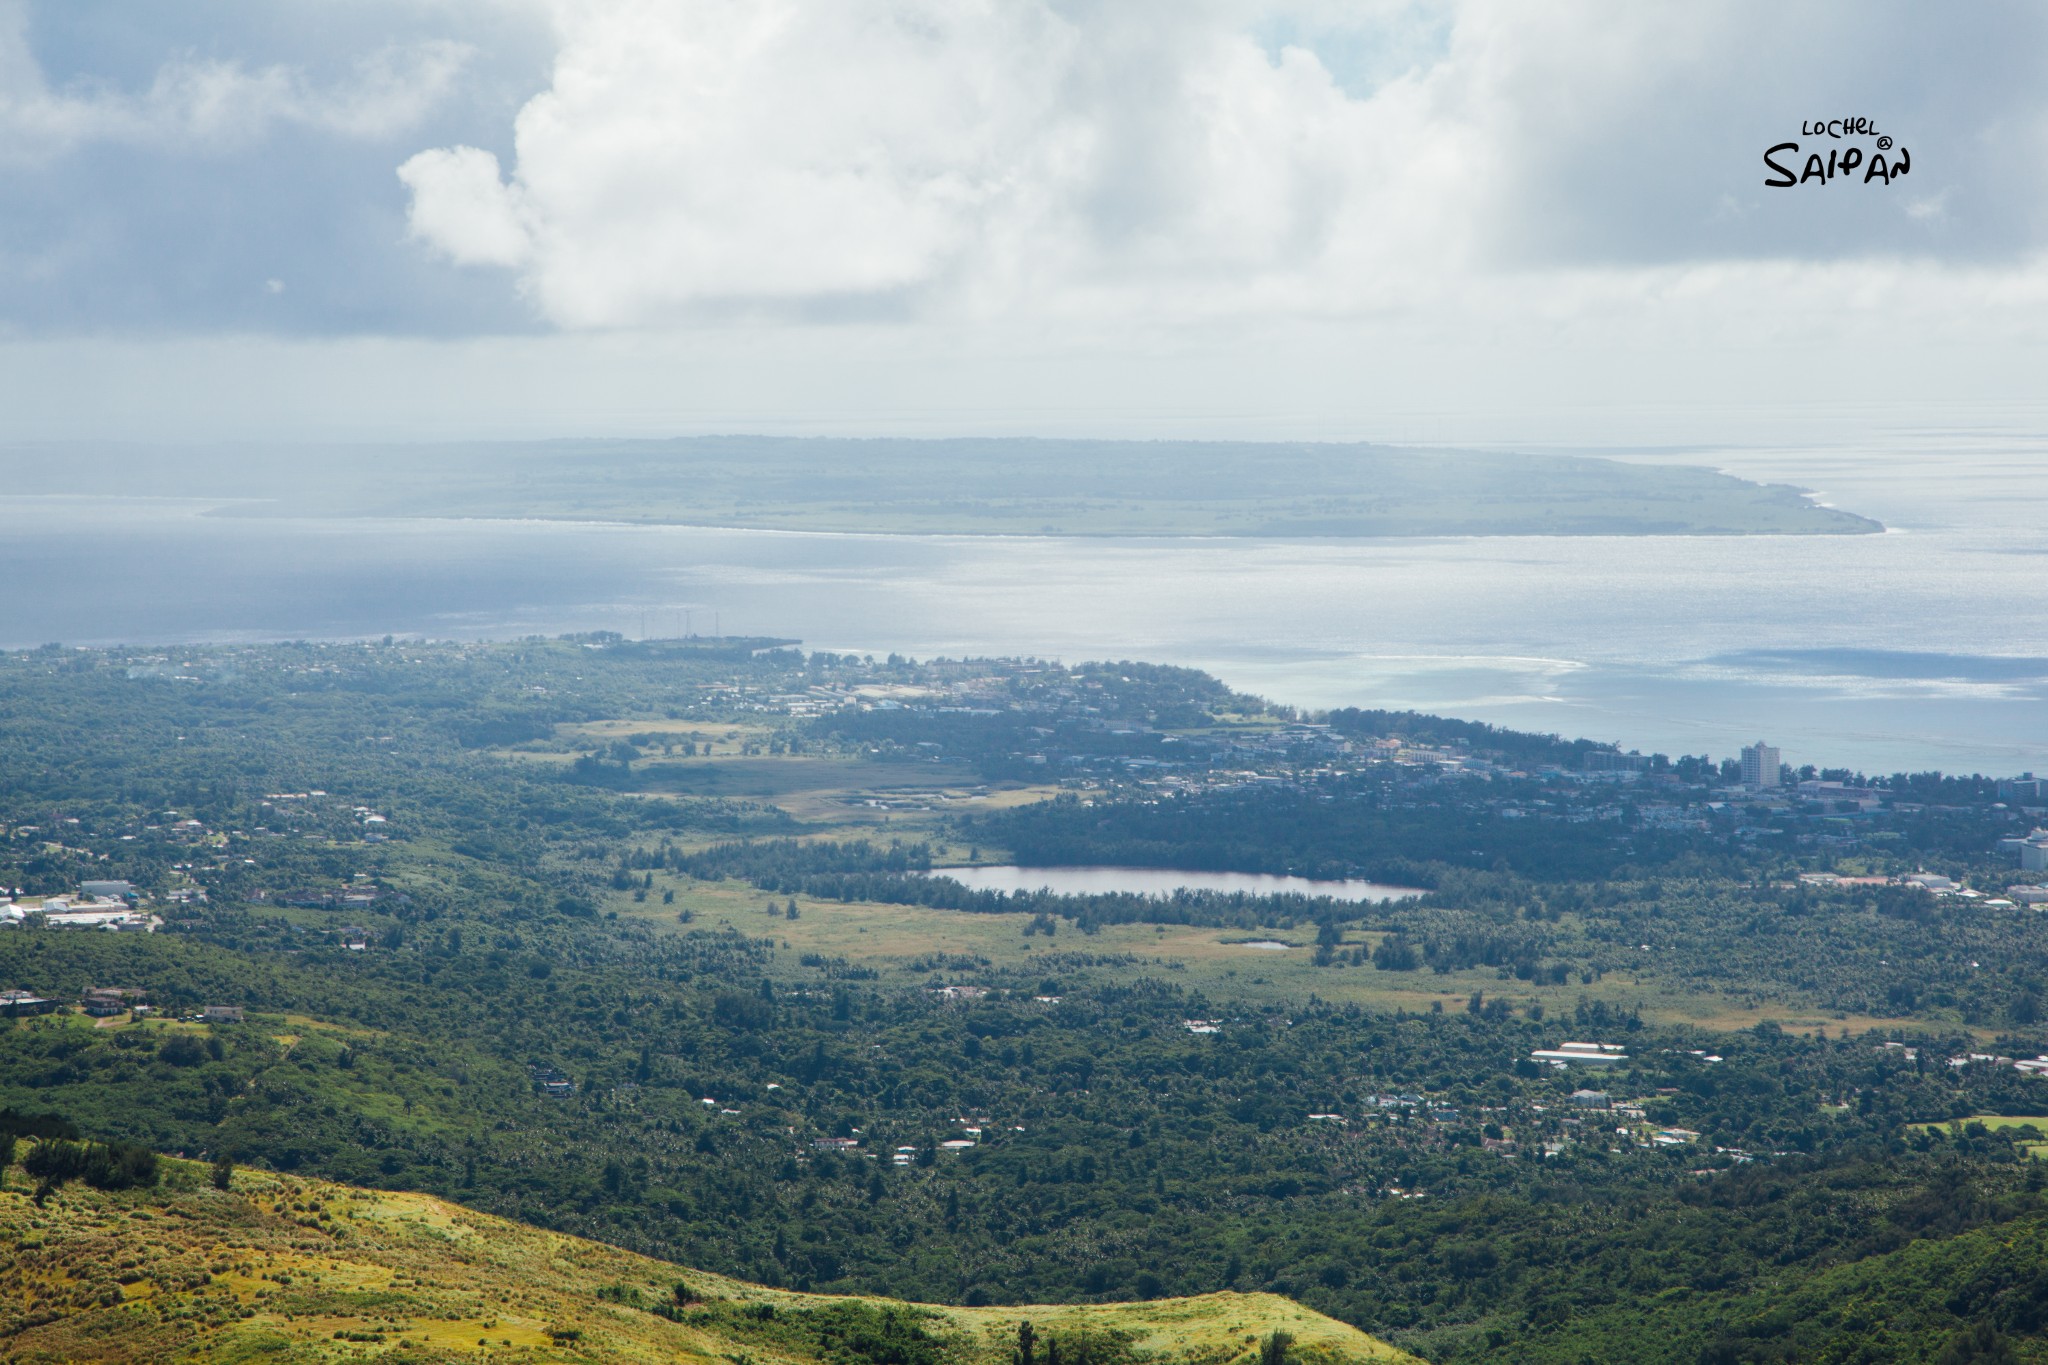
4,636,2047,1364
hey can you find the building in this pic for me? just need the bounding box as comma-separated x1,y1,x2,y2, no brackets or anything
1796,779,1882,809
532,1066,576,1096
2012,830,2048,872
1740,741,1782,790
813,1137,861,1152
200,1004,245,1023
81,986,143,1017
1532,1042,1629,1068
0,990,57,1018
29,902,159,932
2000,775,2046,803
80,880,136,899
1569,1089,1611,1108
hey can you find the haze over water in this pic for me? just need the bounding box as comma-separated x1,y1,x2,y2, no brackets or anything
4,430,2044,776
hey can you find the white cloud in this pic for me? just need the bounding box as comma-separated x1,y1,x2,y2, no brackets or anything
0,3,474,162
396,0,1481,325
394,0,2048,332
397,146,533,268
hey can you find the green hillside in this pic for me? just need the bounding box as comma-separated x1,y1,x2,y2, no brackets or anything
0,1154,1418,1365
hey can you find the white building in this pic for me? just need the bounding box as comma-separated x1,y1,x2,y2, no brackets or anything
1740,741,1782,789
1532,1041,1628,1068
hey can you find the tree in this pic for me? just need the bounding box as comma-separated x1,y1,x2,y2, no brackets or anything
1936,1321,2017,1365
212,1151,235,1191
1259,1330,1293,1365
1016,1319,1036,1365
1374,934,1420,971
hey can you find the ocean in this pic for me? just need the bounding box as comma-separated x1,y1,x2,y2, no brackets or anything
3,431,2043,775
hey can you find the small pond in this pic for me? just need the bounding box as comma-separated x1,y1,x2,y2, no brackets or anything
922,865,1426,902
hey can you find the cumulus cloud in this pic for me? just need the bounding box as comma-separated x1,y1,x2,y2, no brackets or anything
391,0,1442,324
390,0,2048,332
0,3,474,162
397,146,533,268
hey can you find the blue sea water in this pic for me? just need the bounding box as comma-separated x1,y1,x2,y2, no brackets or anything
1,430,2043,775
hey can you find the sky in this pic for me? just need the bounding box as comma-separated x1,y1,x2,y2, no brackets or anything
2,0,2046,446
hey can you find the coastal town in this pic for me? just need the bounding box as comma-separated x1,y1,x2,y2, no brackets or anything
5,640,2046,921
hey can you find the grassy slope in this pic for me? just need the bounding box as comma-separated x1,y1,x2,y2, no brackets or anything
0,1159,1418,1365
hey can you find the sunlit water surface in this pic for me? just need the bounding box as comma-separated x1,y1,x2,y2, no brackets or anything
4,430,2044,773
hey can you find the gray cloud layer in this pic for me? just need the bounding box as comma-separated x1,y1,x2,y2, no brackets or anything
0,0,551,334
393,1,2048,329
3,0,2047,359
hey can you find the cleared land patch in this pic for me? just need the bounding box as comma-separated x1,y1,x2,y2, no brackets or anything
630,876,1893,1032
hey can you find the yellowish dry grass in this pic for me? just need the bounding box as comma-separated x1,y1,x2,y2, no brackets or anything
0,1162,1417,1364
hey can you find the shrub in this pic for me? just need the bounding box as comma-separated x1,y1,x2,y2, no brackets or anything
158,1035,210,1067
23,1138,160,1193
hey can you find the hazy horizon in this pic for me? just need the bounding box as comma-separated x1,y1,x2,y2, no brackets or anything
0,3,2044,445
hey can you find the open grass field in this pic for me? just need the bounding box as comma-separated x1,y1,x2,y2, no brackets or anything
627,875,1901,1035
477,730,1944,1038
552,720,781,749
493,741,1031,818
0,1160,1416,1364
1931,1115,2048,1132
620,758,976,801
500,727,1929,1039
1913,1114,2048,1158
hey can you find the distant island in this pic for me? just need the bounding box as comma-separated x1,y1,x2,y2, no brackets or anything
2,436,1882,537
